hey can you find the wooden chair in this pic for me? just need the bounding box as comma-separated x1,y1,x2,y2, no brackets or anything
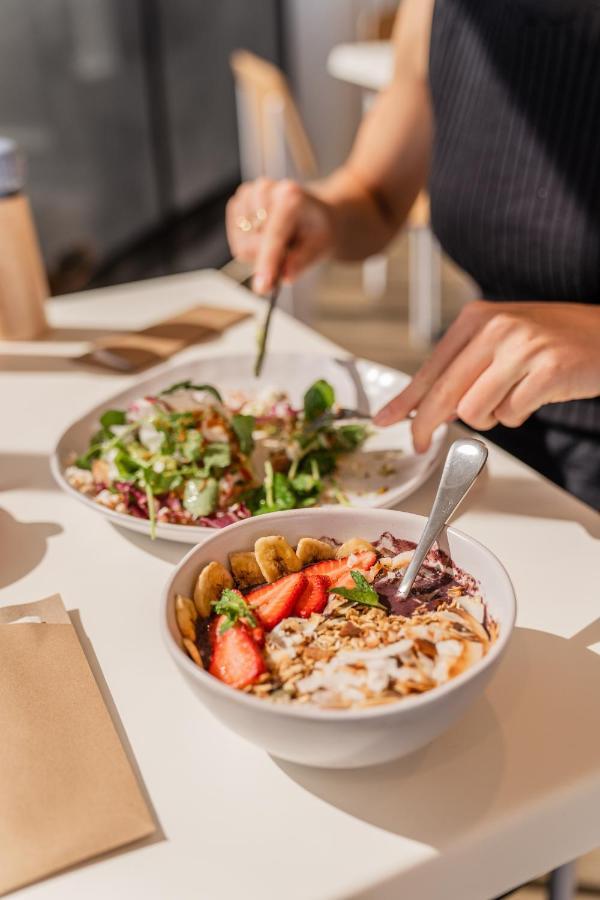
230,50,320,319
230,48,441,341
230,50,317,183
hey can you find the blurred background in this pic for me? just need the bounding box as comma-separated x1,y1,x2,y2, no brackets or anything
0,0,474,375
1,1,599,895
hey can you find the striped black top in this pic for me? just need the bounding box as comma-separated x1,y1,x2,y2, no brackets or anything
429,0,600,435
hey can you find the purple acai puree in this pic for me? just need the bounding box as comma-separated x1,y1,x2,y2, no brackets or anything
372,531,479,618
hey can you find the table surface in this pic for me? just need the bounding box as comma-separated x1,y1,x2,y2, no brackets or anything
2,269,600,900
327,40,394,92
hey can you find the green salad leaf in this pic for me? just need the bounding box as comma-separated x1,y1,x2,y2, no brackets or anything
199,442,231,474
329,570,385,609
160,381,223,403
303,379,335,422
213,588,258,633
99,409,126,430
181,429,203,462
231,414,255,455
332,423,370,452
183,477,218,517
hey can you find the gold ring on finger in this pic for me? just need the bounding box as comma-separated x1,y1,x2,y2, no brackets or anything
254,207,268,224
236,215,253,233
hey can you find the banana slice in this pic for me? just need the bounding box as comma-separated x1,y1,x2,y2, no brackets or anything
175,593,197,641
336,537,378,559
296,537,335,566
255,536,301,582
182,638,203,668
193,560,233,617
229,551,265,590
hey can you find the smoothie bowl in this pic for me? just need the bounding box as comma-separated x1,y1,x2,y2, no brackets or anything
161,508,515,768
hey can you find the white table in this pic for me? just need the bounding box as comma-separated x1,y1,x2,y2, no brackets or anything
1,269,600,900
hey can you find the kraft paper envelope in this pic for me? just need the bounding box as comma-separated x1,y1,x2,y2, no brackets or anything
0,595,155,895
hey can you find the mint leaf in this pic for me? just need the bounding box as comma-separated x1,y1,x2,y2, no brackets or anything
329,570,385,609
161,381,223,403
231,414,255,455
213,588,257,633
303,379,335,422
183,477,218,517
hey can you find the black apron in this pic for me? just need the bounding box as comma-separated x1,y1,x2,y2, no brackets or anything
428,0,600,508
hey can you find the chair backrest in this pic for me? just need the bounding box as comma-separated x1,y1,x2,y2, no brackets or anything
230,50,318,182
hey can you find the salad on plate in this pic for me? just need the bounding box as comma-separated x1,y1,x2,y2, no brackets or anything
65,378,369,536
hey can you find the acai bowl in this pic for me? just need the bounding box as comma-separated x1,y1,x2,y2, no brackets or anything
161,508,515,768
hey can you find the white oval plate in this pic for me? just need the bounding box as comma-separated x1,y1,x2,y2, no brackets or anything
51,353,446,543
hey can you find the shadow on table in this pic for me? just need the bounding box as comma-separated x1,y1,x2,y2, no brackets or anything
0,452,57,492
41,326,123,342
0,508,62,588
474,474,600,538
0,355,84,374
112,524,191,565
275,622,600,852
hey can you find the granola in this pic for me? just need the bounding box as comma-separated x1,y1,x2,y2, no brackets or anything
175,531,498,710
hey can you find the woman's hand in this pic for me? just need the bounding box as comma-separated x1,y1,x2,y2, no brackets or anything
225,177,335,294
374,301,600,451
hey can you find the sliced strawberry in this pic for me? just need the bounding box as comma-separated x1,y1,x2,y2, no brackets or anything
304,551,377,589
209,615,265,688
294,574,329,618
250,624,265,647
247,572,307,630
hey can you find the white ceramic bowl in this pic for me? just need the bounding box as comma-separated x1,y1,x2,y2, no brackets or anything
161,508,516,769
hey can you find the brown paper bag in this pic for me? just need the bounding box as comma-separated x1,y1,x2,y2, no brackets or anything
0,595,155,895
77,303,251,372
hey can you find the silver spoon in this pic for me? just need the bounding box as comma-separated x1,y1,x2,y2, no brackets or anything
397,438,488,601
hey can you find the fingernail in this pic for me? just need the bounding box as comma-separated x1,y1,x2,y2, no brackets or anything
253,274,268,295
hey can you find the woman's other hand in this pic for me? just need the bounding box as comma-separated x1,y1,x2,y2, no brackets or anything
374,301,600,451
225,177,334,294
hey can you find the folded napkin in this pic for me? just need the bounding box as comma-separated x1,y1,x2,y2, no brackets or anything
77,304,251,372
0,595,155,895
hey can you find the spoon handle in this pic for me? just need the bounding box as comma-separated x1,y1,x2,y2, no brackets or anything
397,438,488,601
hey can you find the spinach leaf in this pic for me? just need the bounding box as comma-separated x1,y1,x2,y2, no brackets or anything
231,414,255,455
181,429,203,462
290,472,319,495
251,466,297,515
200,442,231,473
112,449,141,479
99,409,126,430
332,423,369,452
183,477,218,517
300,449,336,476
272,472,296,509
161,381,223,403
303,379,335,422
